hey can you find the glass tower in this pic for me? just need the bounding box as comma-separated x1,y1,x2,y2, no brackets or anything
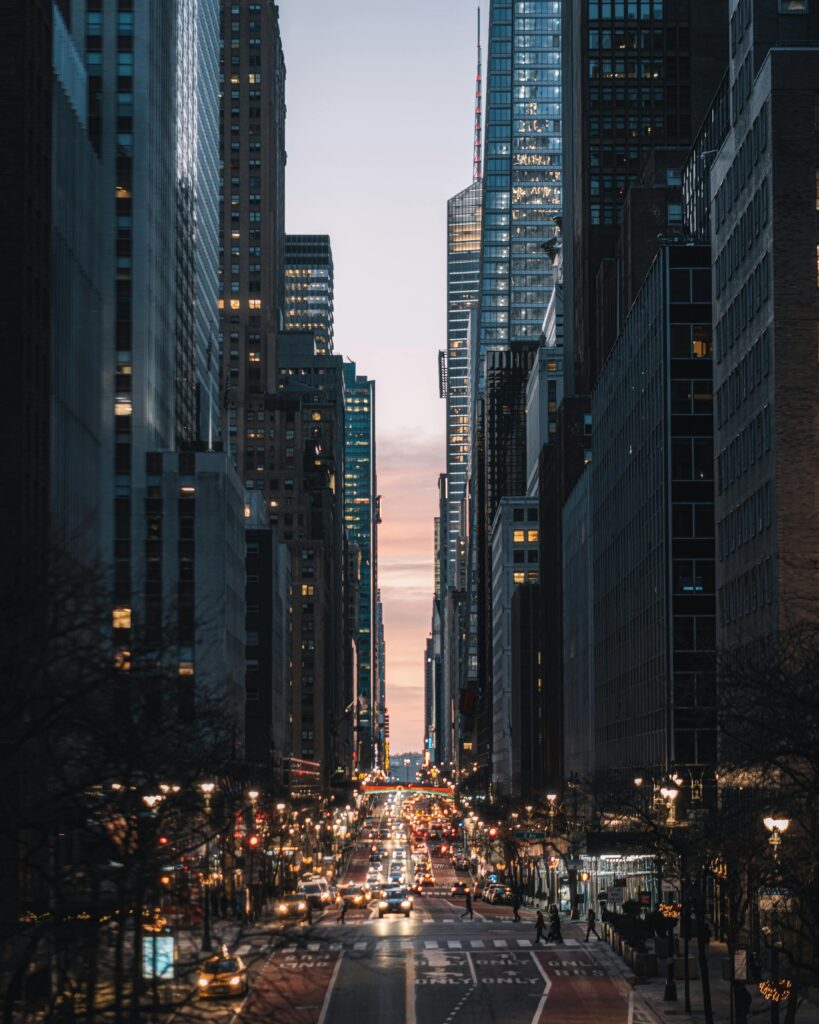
479,0,562,367
342,363,377,766
446,181,482,582
284,234,334,355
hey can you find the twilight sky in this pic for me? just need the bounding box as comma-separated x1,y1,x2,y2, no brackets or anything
279,0,483,754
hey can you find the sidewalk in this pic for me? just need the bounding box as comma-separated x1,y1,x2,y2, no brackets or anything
592,930,819,1024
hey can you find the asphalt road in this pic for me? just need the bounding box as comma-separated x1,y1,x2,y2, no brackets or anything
172,800,662,1024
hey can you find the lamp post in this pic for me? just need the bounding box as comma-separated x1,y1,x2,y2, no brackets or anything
761,815,791,1024
199,783,215,952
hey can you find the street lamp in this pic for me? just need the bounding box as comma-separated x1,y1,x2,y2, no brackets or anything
659,786,679,826
761,815,791,1024
546,793,557,833
199,783,216,952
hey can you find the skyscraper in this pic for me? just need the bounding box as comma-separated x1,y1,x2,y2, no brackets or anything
284,235,335,355
561,0,728,393
342,363,377,768
219,0,287,489
478,0,562,358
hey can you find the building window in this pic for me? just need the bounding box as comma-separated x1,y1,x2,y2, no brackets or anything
779,0,808,10
513,530,525,543
513,571,525,585
527,529,539,543
112,607,131,630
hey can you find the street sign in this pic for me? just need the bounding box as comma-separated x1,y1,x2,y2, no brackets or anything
513,830,547,840
733,947,748,982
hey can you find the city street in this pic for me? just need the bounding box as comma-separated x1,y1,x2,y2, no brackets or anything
170,805,660,1024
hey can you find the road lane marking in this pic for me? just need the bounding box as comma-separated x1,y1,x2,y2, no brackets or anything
307,943,320,951
470,940,485,949
517,939,533,948
493,939,508,948
529,950,553,1024
425,940,439,949
466,952,478,986
236,944,251,955
564,938,578,946
447,940,462,949
316,952,343,1024
406,950,417,1024
354,941,367,950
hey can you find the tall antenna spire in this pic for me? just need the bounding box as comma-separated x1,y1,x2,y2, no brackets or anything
473,7,482,182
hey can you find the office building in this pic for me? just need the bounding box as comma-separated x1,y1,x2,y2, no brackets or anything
445,181,482,580
591,244,716,775
141,450,246,741
342,363,377,767
284,235,334,355
562,0,728,393
220,0,287,487
562,468,594,781
711,3,819,646
490,496,539,796
244,493,291,775
478,0,562,359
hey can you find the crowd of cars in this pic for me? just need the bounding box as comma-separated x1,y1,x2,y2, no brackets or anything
196,794,494,998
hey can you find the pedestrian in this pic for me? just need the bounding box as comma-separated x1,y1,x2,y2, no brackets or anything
306,901,314,926
460,891,473,920
585,906,599,941
535,910,546,944
512,893,522,922
337,898,347,924
734,982,752,1024
549,905,563,943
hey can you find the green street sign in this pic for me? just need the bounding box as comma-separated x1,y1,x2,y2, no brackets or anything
513,830,547,841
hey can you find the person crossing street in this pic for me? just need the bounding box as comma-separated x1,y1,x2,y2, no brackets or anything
535,910,547,944
585,906,599,941
512,892,522,922
460,890,474,920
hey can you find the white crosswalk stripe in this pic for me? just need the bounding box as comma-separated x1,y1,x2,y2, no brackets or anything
493,939,508,948
235,944,251,955
425,940,439,949
354,941,367,950
564,938,579,947
470,940,485,949
516,939,533,948
447,940,462,949
307,942,320,952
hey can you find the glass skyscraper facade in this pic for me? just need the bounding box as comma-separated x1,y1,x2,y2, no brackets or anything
342,363,377,765
284,234,335,355
478,0,562,365
445,180,482,581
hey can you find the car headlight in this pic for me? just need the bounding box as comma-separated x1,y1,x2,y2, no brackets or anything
320,893,330,902
379,900,388,909
229,976,241,987
401,900,411,909
298,902,306,911
277,904,288,913
198,978,210,988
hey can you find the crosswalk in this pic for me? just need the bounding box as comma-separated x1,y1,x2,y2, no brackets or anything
272,936,582,955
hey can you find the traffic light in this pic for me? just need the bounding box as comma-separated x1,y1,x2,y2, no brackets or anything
248,834,260,848
158,835,169,847
488,827,498,838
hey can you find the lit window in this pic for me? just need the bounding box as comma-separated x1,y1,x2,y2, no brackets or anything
112,607,131,630
513,530,525,543
178,661,194,677
115,396,132,416
513,571,525,584
527,529,539,543
114,649,131,672
816,245,819,288
301,584,314,596
230,299,240,310
249,298,261,309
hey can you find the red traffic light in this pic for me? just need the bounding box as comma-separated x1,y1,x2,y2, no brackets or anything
248,835,260,848
488,827,498,837
158,835,169,846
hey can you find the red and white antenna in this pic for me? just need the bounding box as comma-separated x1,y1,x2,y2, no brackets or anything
473,7,482,182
